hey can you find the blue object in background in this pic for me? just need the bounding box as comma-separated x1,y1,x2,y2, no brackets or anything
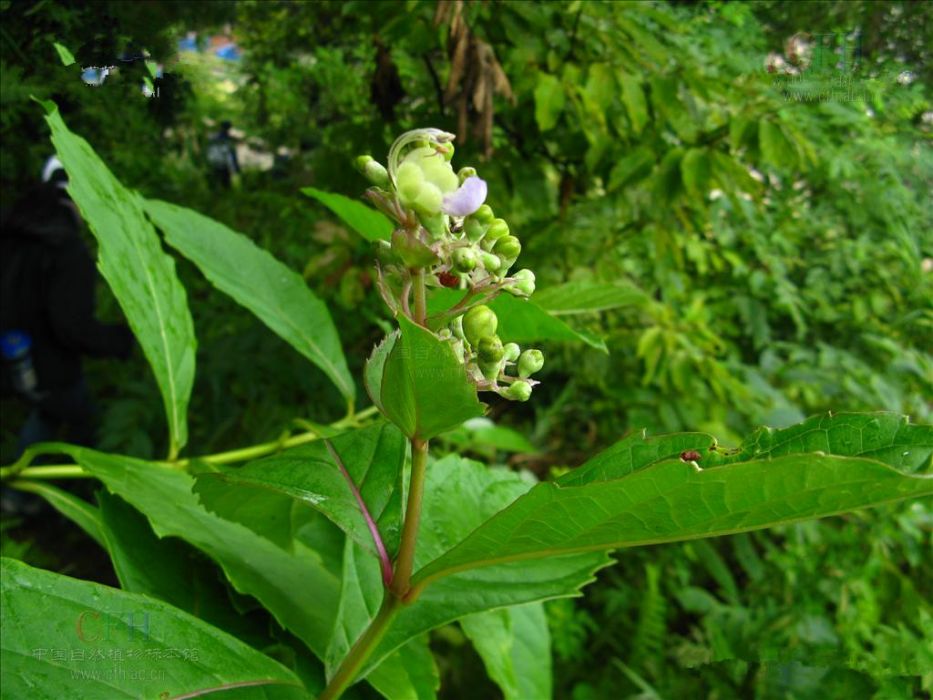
1,330,31,361
214,44,241,61
178,35,198,52
81,67,109,86
1,330,40,397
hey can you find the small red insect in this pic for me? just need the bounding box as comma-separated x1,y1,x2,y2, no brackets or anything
680,450,702,462
437,271,459,288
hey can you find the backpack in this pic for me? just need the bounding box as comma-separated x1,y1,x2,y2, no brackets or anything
206,138,232,169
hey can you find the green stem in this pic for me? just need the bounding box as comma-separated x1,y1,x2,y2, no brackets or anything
7,465,91,480
319,269,433,698
318,437,429,699
413,267,427,325
175,430,322,468
319,596,400,700
0,406,382,482
391,437,429,600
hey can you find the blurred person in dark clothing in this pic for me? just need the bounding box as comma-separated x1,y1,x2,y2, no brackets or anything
1,158,133,452
206,120,240,189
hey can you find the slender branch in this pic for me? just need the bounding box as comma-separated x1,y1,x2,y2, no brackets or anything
178,431,323,467
318,596,400,700
391,437,429,600
8,465,91,480
426,282,502,328
324,440,393,586
0,407,382,482
422,53,446,117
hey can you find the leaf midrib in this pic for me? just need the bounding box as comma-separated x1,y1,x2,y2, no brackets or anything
412,457,933,588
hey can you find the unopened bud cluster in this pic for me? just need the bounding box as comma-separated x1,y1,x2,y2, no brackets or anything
357,128,543,401
447,304,543,400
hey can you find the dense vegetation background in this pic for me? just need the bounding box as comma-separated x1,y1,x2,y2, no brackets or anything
1,1,930,697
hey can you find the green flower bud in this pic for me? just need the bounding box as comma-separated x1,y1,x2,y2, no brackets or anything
479,358,502,381
397,160,424,203
418,210,446,239
503,342,521,362
355,155,390,188
504,380,532,402
510,269,536,296
464,217,487,243
457,166,477,183
462,305,498,346
477,335,504,363
480,252,501,272
415,150,459,193
485,218,510,242
452,247,478,273
518,349,544,378
473,204,494,225
439,142,455,161
494,235,521,261
413,182,443,216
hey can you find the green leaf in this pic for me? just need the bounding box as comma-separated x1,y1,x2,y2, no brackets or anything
653,147,684,204
460,603,552,700
680,147,712,201
52,41,75,66
759,118,795,170
11,481,106,549
51,444,342,660
440,417,537,455
428,289,608,352
534,72,565,132
607,146,655,192
413,415,933,588
302,187,393,242
145,199,354,404
364,331,396,417
534,280,649,316
650,77,697,142
195,422,406,557
42,103,196,455
374,316,484,440
619,73,648,135
558,430,712,486
326,539,382,675
698,412,933,473
729,115,756,151
347,457,609,678
188,460,319,553
0,558,310,699
96,491,271,646
367,636,438,700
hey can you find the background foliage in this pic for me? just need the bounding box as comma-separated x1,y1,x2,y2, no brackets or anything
1,1,930,698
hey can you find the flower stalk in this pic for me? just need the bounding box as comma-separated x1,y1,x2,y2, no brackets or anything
320,128,546,698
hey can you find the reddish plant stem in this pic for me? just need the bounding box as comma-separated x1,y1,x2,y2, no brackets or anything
324,440,393,587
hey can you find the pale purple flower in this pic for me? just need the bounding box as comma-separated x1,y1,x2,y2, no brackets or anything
441,176,487,217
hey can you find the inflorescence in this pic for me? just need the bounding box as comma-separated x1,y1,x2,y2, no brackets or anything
356,128,544,401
